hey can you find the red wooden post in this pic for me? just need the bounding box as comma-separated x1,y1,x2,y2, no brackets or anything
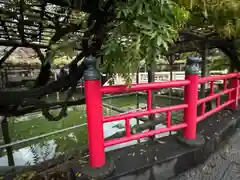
230,77,239,109
84,56,105,168
184,57,200,140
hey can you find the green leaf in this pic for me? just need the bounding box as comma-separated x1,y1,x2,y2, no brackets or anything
157,36,163,46
134,20,152,30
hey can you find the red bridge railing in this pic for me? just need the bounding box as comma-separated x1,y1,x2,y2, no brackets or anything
197,73,239,122
83,56,240,170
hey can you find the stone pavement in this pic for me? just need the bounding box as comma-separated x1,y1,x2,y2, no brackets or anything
172,129,240,180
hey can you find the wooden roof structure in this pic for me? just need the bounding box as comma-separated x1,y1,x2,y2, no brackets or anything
0,0,239,118
0,0,85,49
0,0,226,55
0,0,237,67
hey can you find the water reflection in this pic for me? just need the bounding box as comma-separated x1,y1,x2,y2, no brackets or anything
104,120,177,152
0,95,183,167
0,140,57,166
0,119,144,165
104,119,147,152
0,121,176,166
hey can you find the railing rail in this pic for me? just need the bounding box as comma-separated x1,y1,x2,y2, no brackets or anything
197,73,240,122
83,56,240,170
112,70,228,85
101,80,190,94
103,104,188,122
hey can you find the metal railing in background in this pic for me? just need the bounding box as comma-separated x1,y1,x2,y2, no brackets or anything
113,70,228,85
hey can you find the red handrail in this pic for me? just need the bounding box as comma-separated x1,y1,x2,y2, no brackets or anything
197,100,235,122
103,104,187,123
198,88,235,105
101,80,190,94
104,123,187,147
197,73,239,122
84,71,240,168
198,73,238,84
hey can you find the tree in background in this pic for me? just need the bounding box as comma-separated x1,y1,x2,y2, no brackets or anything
1,0,240,116
98,0,240,83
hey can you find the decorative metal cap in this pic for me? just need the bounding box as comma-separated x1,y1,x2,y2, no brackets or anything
84,55,101,80
185,56,202,75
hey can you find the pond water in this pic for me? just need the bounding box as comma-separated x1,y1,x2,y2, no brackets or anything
0,93,183,167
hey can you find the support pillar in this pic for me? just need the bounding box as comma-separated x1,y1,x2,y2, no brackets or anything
200,42,212,113
200,42,208,99
136,69,140,143
1,117,14,166
168,55,175,136
147,61,156,140
168,55,175,105
73,56,114,179
230,78,239,109
177,57,205,147
136,69,140,110
229,59,235,73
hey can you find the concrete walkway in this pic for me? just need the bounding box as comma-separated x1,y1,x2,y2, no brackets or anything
172,129,240,180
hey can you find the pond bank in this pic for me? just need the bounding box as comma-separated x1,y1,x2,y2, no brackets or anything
0,94,183,166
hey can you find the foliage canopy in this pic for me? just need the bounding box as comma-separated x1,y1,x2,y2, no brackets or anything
100,0,240,82
1,0,240,81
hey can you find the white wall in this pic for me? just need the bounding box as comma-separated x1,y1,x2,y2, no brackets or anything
108,70,228,85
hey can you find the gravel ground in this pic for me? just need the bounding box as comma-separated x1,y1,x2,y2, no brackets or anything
172,129,240,180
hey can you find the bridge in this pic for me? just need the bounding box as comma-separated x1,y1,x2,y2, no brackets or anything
0,0,239,179
0,56,238,180
61,56,240,179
